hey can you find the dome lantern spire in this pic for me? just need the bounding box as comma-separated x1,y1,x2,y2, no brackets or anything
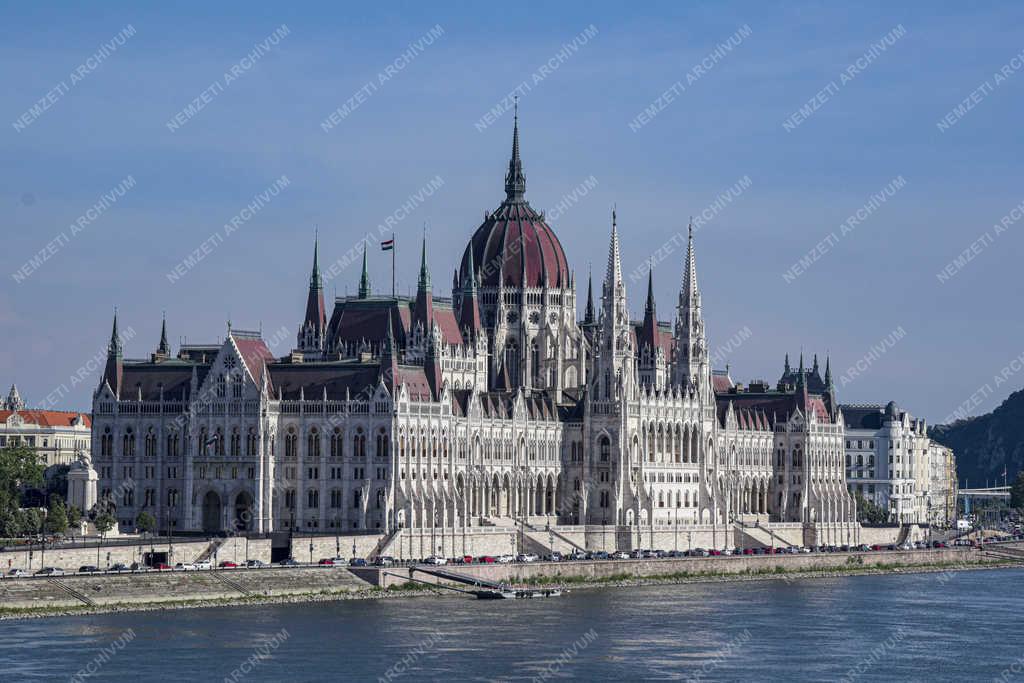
504,97,526,202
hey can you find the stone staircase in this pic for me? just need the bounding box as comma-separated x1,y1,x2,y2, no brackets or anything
192,538,225,563
368,528,403,560
734,521,778,549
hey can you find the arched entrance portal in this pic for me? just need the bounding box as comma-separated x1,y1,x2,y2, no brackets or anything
202,491,222,532
234,491,254,531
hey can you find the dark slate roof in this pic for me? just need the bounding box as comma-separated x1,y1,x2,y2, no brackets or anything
839,404,886,430
120,362,210,401
325,296,466,352
267,362,381,401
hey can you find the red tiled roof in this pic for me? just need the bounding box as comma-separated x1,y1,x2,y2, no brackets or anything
233,336,276,388
1,410,90,428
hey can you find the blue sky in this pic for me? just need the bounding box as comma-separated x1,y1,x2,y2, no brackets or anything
2,2,1022,423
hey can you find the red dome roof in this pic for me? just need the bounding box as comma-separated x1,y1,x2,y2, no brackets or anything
458,108,569,290
460,201,569,289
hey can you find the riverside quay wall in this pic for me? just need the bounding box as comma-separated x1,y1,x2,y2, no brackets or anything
0,536,272,572
372,546,992,588
0,566,374,611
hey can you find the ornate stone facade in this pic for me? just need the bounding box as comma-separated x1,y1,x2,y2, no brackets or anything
92,115,858,548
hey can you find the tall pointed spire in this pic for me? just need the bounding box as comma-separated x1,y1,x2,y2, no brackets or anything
103,309,123,396
605,208,622,291
784,352,791,375
504,97,526,202
812,353,820,376
583,265,595,325
645,268,656,316
681,218,699,305
413,234,433,330
156,312,170,357
108,309,123,357
358,245,371,299
300,236,327,353
310,231,322,288
641,267,658,349
417,233,431,291
824,354,833,387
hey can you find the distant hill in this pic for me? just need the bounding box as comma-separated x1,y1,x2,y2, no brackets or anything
930,388,1024,487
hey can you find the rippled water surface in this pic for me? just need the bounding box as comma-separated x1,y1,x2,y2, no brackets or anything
2,568,1022,681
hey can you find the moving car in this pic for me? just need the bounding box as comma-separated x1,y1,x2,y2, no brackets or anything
516,554,539,563
373,556,395,567
153,563,172,570
34,567,64,576
245,560,265,568
477,555,496,564
219,560,239,568
545,552,562,562
195,561,212,570
348,558,367,567
277,558,299,567
611,551,630,560
495,554,515,564
78,565,100,573
423,556,447,565
110,563,129,572
6,568,27,577
174,562,196,571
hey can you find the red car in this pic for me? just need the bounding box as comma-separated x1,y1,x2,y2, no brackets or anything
708,549,722,556
218,561,239,568
742,548,756,555
153,562,172,570
318,558,335,566
477,556,496,564
461,555,475,564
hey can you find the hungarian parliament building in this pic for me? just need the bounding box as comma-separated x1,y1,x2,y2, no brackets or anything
91,114,864,553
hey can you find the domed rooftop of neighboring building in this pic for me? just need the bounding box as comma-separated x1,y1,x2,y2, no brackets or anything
459,108,569,290
885,400,900,417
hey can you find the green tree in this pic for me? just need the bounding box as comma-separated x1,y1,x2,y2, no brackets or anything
1011,471,1024,509
66,505,82,532
94,512,116,538
136,511,157,535
0,445,44,510
44,494,68,535
853,490,890,524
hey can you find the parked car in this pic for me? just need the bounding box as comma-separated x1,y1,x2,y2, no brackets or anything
516,553,539,563
477,555,496,564
544,552,562,562
152,563,172,570
6,568,27,577
857,544,872,552
374,556,395,567
110,563,129,572
708,549,723,556
348,558,367,567
424,556,448,566
34,567,64,576
219,560,239,568
495,554,515,564
592,551,610,560
630,549,645,559
611,550,630,560
277,558,299,567
195,560,212,570
130,562,144,571
932,541,948,549
78,565,100,573
173,562,195,571
897,543,913,551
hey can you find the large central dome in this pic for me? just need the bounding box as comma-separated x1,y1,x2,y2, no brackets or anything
459,111,569,290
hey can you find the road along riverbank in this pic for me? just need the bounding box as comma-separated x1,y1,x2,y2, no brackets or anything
0,547,1015,620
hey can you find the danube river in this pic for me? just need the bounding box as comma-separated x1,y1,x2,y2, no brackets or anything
3,568,1023,681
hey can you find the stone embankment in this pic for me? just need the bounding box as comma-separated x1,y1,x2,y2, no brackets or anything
0,546,1017,619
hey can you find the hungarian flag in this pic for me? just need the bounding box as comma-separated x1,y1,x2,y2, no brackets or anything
381,239,394,251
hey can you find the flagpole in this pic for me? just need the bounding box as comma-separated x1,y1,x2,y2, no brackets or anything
392,240,396,299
